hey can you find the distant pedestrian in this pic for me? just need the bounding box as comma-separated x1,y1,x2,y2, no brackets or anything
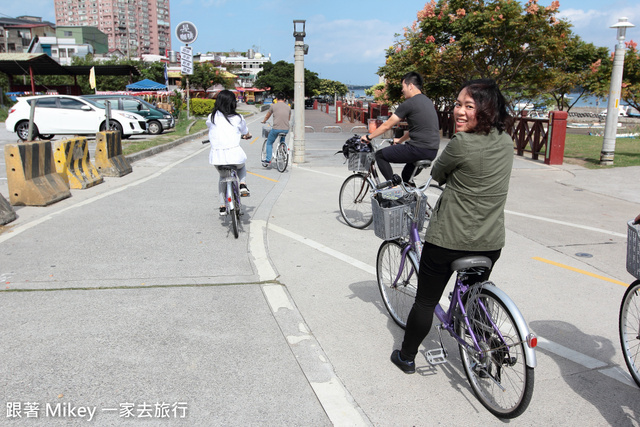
261,92,291,167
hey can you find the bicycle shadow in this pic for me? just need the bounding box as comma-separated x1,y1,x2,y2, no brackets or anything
530,320,640,425
216,203,255,237
347,279,475,394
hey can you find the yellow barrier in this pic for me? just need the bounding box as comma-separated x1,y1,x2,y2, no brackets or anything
4,141,71,206
95,131,132,177
0,192,17,225
53,137,103,189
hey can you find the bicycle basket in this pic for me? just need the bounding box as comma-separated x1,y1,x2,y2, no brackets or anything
627,221,640,279
262,125,272,138
348,152,374,172
371,192,426,240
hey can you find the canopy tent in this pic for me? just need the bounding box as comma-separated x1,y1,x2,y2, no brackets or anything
125,78,167,91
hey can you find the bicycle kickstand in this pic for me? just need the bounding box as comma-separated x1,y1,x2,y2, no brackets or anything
426,325,449,365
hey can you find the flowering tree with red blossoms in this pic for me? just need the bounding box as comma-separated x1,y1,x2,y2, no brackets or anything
377,0,609,112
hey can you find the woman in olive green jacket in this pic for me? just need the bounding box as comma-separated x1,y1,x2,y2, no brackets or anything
391,79,514,374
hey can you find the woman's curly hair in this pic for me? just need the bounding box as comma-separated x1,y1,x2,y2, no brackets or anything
460,79,512,134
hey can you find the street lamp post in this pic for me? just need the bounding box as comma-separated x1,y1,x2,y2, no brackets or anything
600,17,635,165
293,20,307,164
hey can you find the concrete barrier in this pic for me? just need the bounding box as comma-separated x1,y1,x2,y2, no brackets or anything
4,141,71,206
53,137,103,189
95,131,132,177
0,193,17,225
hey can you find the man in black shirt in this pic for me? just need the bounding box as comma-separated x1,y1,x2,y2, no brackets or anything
361,72,440,183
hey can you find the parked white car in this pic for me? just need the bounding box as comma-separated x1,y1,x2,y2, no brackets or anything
5,94,147,141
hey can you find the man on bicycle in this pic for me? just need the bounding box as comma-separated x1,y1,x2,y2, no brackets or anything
261,92,291,167
360,72,440,184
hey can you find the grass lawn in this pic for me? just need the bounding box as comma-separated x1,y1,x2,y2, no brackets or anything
122,114,207,156
563,132,640,168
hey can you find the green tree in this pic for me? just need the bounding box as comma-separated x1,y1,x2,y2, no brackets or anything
182,61,232,91
592,41,640,113
254,60,321,98
377,0,596,111
314,79,348,97
622,41,640,112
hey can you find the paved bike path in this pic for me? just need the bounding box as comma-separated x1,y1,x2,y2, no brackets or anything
1,109,640,424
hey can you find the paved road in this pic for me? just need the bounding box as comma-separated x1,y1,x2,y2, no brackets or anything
1,109,639,425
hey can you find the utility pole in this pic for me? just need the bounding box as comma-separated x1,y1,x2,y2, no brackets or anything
293,20,307,164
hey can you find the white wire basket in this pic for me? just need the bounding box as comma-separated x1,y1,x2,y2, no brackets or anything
348,152,374,172
371,193,426,240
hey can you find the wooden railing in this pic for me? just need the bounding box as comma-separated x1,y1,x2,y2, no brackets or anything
437,111,567,165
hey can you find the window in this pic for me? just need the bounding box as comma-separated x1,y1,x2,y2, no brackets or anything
35,98,57,108
122,99,141,110
59,98,86,110
63,31,72,37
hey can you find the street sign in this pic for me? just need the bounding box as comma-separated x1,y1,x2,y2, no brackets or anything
175,21,198,44
181,46,193,75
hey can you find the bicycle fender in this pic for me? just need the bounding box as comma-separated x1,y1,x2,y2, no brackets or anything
226,182,235,211
481,283,537,368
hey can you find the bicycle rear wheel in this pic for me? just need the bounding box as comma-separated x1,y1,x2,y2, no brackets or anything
276,142,288,172
229,184,239,239
619,280,640,387
457,285,534,418
376,240,418,329
339,174,373,229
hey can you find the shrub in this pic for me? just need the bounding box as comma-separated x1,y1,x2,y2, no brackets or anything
190,98,215,116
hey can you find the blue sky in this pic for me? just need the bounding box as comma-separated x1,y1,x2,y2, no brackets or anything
1,0,638,86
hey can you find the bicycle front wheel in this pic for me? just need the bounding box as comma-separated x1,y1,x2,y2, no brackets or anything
276,142,288,172
376,240,418,329
339,174,373,229
457,286,534,418
619,280,640,387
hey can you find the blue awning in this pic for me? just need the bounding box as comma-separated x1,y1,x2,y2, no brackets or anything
125,78,167,91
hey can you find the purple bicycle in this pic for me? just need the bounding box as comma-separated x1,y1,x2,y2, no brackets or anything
374,175,537,418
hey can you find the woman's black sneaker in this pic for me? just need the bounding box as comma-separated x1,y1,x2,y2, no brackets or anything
391,350,415,374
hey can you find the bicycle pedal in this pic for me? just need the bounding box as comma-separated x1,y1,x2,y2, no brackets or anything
426,348,448,365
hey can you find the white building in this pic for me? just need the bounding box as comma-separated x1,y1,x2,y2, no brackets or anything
29,36,94,65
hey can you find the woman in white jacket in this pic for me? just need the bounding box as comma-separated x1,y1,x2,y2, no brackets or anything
206,90,252,216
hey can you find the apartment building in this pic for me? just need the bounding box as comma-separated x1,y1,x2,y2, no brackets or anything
54,0,171,56
0,16,56,53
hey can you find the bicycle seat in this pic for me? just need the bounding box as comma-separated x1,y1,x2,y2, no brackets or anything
413,159,432,169
451,256,492,272
216,165,238,171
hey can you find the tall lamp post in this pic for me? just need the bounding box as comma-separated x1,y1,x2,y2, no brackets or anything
293,20,308,164
600,17,635,165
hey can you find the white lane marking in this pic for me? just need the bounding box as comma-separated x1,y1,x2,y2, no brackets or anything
0,145,208,244
536,336,607,369
249,220,277,281
266,223,636,388
505,210,626,238
261,284,371,426
262,282,294,312
268,223,376,275
537,336,637,388
292,165,346,179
